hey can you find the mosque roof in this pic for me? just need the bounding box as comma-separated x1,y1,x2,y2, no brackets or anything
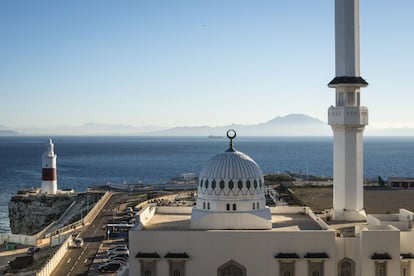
198,129,263,182
198,150,263,181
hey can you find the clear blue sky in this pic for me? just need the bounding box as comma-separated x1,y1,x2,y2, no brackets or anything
1,0,413,129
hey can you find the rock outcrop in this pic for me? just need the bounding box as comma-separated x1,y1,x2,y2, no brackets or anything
8,194,75,235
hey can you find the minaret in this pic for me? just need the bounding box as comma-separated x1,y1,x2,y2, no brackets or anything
41,138,58,194
328,0,368,221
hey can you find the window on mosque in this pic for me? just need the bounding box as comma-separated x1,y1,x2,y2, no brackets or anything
169,261,185,276
220,180,225,190
212,180,216,189
207,202,210,210
140,261,156,276
217,260,246,276
252,203,255,210
257,202,259,209
375,262,387,276
259,180,262,188
308,261,323,276
254,180,258,189
246,180,251,189
203,202,205,209
200,180,203,188
226,204,230,211
347,92,355,106
279,261,295,276
205,180,209,189
401,262,410,276
233,204,236,211
338,258,355,276
337,91,345,106
238,180,243,190
229,180,234,190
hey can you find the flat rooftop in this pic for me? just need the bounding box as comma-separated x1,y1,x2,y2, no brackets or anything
141,210,323,231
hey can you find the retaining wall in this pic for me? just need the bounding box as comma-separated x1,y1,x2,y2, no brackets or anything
0,233,37,246
36,236,71,276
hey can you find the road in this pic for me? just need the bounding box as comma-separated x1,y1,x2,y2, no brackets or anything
50,192,125,276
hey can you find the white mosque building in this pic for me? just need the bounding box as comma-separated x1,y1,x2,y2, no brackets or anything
128,0,414,275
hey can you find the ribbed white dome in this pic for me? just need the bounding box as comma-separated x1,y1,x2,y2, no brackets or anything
196,133,265,203
199,151,263,181
192,130,271,230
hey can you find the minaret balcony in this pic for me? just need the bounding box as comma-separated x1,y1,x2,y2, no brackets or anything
328,106,368,126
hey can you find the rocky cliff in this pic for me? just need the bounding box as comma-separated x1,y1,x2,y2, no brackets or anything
8,194,75,235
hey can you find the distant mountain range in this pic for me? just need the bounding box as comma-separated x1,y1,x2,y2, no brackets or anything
1,114,414,136
146,114,330,136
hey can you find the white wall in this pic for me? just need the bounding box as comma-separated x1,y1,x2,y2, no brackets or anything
129,230,336,276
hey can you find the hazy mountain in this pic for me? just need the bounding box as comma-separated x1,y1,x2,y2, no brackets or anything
4,114,414,136
0,125,20,136
145,114,331,136
14,123,167,136
0,129,20,136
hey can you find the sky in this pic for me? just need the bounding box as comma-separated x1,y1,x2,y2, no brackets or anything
0,0,413,129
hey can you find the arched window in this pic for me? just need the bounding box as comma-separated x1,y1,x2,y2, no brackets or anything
203,202,205,209
246,180,251,189
257,202,259,209
217,260,246,276
207,202,210,210
229,180,234,190
226,204,230,211
253,180,258,189
233,204,236,211
252,203,255,209
212,180,216,189
338,257,355,276
205,180,209,189
375,262,386,276
200,180,203,188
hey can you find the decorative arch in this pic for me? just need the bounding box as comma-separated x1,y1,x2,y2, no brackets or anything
338,257,355,276
217,260,246,276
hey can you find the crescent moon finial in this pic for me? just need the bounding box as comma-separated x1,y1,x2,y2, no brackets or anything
226,129,237,152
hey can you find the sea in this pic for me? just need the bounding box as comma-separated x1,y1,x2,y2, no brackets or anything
1,135,414,233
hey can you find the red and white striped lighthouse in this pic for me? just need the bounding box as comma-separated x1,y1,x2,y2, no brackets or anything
41,138,57,194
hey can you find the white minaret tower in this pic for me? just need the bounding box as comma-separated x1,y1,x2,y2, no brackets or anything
41,138,58,194
328,0,368,221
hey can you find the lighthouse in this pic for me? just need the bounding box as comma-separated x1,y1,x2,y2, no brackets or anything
41,138,58,194
328,0,368,221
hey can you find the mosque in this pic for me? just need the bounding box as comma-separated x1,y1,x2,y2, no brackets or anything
128,0,414,275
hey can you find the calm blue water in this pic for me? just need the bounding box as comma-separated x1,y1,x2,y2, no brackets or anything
1,136,414,233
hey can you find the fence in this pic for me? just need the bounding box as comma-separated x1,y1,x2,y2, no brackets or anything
35,236,71,276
